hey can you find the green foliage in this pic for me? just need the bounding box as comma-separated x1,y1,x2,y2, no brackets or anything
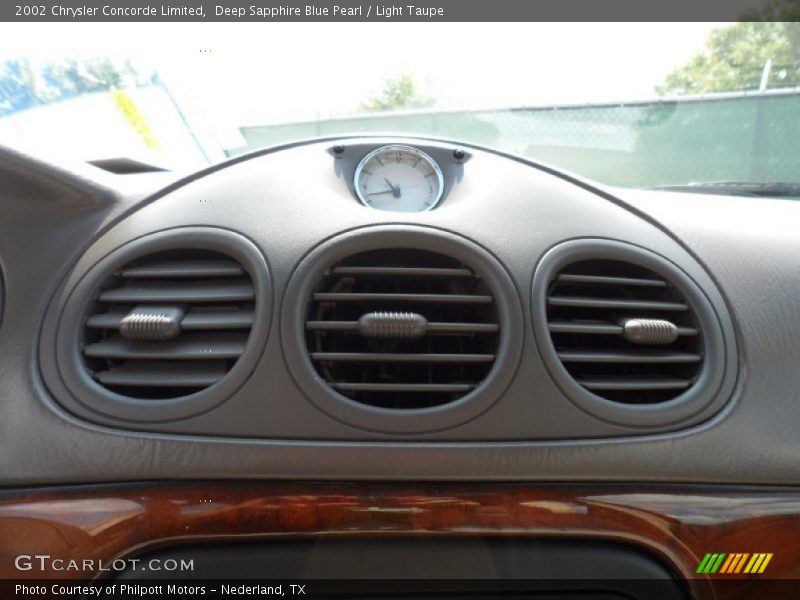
359,74,435,112
657,22,800,95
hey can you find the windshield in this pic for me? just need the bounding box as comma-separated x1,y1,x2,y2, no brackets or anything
1,22,798,189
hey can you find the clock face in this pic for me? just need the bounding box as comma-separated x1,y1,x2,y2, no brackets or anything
354,145,444,212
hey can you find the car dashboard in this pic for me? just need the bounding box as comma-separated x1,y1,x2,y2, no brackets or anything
2,136,800,597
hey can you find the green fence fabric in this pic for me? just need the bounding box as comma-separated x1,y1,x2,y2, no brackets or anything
234,91,800,189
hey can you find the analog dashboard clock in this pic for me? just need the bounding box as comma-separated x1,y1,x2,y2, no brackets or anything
353,145,445,212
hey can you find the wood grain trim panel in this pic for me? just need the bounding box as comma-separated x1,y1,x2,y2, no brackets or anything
1,482,798,594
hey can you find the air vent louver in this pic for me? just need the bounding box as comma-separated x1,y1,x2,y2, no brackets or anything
305,249,500,409
546,259,703,405
82,249,255,400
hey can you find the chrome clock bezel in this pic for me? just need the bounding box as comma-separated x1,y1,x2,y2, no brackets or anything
353,145,445,212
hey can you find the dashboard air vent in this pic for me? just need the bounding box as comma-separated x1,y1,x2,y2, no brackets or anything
305,249,500,409
546,259,703,405
82,249,255,400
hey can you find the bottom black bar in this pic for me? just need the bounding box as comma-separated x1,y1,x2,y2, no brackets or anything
4,578,800,600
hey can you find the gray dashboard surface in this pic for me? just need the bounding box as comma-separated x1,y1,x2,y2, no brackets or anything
0,138,798,485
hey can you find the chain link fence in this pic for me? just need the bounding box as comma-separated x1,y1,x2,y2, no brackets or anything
233,89,800,188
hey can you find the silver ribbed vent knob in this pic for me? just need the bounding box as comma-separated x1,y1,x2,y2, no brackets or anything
358,311,428,340
119,306,185,341
621,318,679,345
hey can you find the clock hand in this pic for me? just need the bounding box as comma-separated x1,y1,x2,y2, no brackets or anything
367,189,395,196
384,178,401,198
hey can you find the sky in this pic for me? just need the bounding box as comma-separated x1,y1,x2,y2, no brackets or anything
0,22,721,128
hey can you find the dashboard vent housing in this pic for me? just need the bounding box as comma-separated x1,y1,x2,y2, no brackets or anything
82,249,255,400
305,249,500,410
545,259,703,405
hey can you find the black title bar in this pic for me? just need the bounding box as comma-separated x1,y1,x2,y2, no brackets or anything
3,0,792,22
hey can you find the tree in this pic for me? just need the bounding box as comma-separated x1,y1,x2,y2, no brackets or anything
42,58,134,97
359,74,435,112
0,56,156,116
657,22,800,95
0,58,43,115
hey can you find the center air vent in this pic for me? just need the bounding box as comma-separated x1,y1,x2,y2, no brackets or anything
305,249,500,410
82,249,256,400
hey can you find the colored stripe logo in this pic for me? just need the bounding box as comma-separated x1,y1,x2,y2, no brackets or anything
697,552,772,574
